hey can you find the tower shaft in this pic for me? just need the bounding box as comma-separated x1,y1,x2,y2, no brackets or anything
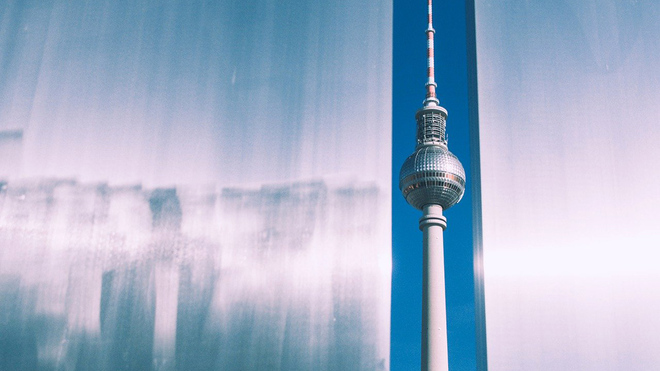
420,204,449,371
399,0,465,369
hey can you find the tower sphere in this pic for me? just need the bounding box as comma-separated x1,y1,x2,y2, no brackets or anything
399,0,466,212
399,143,466,211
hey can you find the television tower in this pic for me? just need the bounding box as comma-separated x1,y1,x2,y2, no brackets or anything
398,0,466,370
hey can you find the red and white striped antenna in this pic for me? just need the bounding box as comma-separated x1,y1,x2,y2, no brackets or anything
424,0,440,107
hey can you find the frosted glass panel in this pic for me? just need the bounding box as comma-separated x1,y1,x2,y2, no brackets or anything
0,0,390,186
0,1,391,370
474,1,660,370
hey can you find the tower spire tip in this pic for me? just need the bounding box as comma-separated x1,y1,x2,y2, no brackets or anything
423,0,438,107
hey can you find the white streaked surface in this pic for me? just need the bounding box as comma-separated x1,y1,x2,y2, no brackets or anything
474,1,660,370
0,0,391,188
0,0,392,369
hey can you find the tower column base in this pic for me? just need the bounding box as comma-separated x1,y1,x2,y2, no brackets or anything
419,204,449,371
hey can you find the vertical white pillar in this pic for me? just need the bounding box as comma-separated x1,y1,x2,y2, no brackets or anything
153,264,180,371
419,204,449,371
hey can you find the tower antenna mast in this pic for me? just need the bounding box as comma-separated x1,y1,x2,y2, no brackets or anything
398,1,466,370
424,0,439,107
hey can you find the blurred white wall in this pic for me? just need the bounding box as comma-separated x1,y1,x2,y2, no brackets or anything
0,0,391,188
474,1,660,370
0,1,392,369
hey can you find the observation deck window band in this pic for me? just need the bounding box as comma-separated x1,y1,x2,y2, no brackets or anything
400,172,466,187
400,181,465,193
403,182,462,196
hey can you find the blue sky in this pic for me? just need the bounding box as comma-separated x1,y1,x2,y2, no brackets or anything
391,1,476,370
